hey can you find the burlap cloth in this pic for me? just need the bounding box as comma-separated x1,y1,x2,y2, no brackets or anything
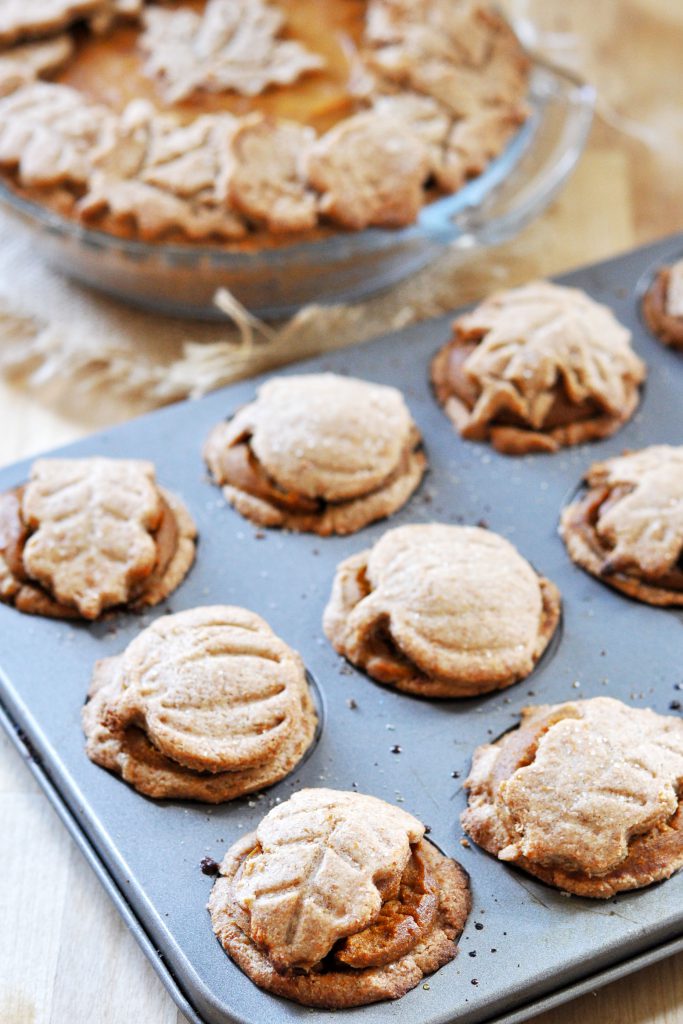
1,1,681,424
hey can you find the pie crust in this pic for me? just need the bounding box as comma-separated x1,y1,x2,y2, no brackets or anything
431,281,646,454
204,373,427,536
560,445,683,606
642,259,683,350
0,0,530,243
461,697,683,898
0,457,196,619
323,523,561,697
208,788,471,1007
83,605,318,802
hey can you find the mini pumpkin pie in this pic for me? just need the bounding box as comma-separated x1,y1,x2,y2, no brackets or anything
323,524,561,697
208,787,471,1007
431,281,647,455
0,0,529,243
560,445,683,607
642,258,683,351
204,373,426,536
461,697,683,898
83,605,317,802
0,457,196,620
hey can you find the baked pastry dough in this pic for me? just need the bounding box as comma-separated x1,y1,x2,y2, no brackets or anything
0,457,196,619
83,606,317,802
204,373,426,536
0,0,529,243
323,524,561,696
431,281,646,454
560,445,683,606
642,259,683,350
462,697,683,897
208,788,471,1007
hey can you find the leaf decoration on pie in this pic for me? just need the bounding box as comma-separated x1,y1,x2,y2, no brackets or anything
21,460,162,618
21,458,162,619
140,0,325,104
459,282,644,428
462,697,683,896
234,789,425,972
589,446,683,576
104,606,308,773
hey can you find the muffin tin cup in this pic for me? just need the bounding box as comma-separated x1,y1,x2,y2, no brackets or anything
1,234,682,1024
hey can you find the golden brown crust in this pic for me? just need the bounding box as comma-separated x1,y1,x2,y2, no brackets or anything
324,524,561,697
462,698,683,897
431,281,646,455
0,458,196,620
208,790,470,1007
204,374,427,536
642,264,683,350
560,445,683,607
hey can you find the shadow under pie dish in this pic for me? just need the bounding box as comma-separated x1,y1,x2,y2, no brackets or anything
461,697,683,898
431,281,646,455
204,372,426,535
83,605,318,802
642,258,683,350
208,788,471,1008
323,523,561,697
560,445,683,607
0,456,196,619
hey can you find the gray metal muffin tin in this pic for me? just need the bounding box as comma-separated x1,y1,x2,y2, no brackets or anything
1,235,682,1024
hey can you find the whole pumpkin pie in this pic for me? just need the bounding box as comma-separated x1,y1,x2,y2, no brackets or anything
208,787,471,1007
431,281,646,455
560,445,683,606
461,697,683,898
204,373,427,535
0,456,196,619
324,523,561,696
0,0,530,243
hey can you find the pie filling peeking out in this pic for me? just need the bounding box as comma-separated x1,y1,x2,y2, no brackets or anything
208,788,471,1008
204,373,427,536
0,456,196,620
83,605,318,802
324,523,561,697
461,697,683,898
0,0,530,243
642,258,683,350
560,445,683,607
431,281,647,455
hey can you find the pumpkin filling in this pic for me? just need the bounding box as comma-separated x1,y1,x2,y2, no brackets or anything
214,432,420,518
239,841,438,975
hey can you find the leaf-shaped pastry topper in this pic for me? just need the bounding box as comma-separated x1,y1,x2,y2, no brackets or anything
235,789,425,972
497,698,683,875
140,0,324,104
21,458,162,619
590,445,683,576
457,282,646,430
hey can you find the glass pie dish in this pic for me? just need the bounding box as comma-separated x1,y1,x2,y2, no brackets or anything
0,58,594,320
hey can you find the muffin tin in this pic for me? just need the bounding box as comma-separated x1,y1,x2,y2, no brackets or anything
1,234,682,1024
